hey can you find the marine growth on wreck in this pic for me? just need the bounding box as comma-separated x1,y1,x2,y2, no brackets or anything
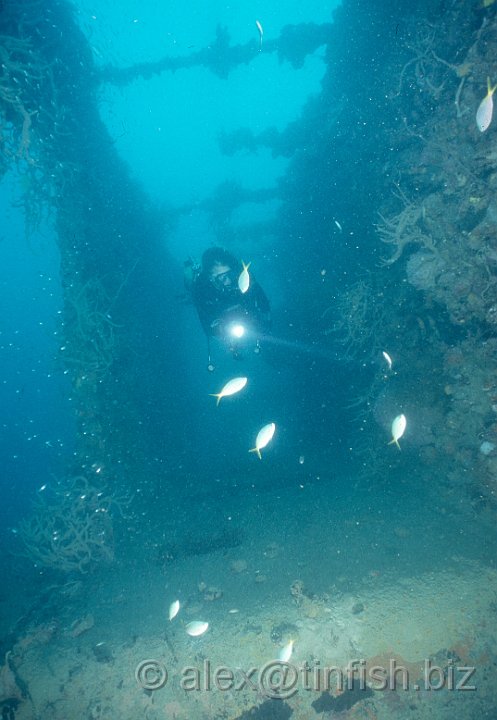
0,0,496,718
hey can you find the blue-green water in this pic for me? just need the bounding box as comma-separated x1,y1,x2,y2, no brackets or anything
1,0,496,718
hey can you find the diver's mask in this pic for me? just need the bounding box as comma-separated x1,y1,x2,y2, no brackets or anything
210,266,237,292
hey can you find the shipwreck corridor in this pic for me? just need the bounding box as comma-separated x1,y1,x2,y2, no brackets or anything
1,0,497,719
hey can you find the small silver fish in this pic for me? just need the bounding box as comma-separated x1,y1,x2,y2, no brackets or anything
249,422,276,459
168,600,180,621
185,621,209,637
476,77,497,132
210,376,248,406
238,261,251,294
382,351,393,370
388,413,406,450
255,20,263,51
278,639,294,662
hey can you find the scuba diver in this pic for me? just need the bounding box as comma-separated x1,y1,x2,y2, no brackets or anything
184,247,271,370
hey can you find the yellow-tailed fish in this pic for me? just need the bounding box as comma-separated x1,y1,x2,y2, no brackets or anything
238,261,251,294
169,600,180,621
388,413,406,450
249,422,276,459
210,377,248,406
255,20,263,50
476,77,497,132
